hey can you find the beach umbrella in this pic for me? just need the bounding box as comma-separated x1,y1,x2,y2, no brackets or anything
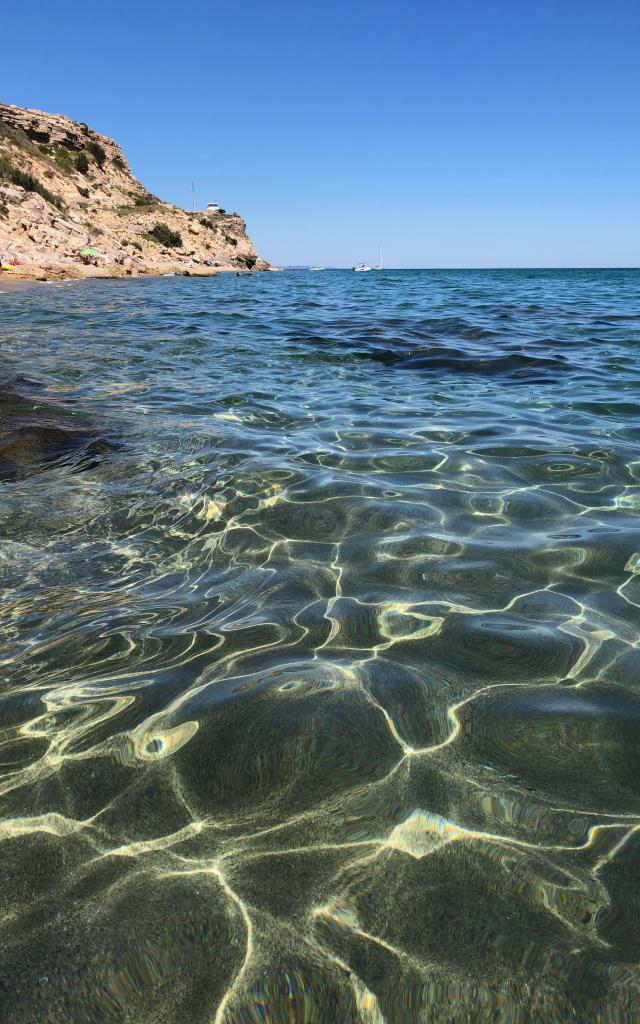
80,247,98,256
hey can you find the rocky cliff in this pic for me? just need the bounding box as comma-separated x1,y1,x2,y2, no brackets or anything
0,103,268,279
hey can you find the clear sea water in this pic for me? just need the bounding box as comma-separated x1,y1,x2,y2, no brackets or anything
1,268,640,1022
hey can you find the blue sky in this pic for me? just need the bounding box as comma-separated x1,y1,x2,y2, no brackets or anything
3,0,638,267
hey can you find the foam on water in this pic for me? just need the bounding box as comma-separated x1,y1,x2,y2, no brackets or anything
1,269,640,1022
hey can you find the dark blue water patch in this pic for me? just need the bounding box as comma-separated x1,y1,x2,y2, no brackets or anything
284,307,618,380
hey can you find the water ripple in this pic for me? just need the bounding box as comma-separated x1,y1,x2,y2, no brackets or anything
1,269,640,1021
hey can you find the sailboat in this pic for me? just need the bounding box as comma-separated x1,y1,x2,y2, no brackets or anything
373,245,384,270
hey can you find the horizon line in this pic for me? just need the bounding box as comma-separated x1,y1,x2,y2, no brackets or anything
278,265,640,271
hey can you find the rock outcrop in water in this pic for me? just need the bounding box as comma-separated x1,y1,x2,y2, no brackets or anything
0,103,268,279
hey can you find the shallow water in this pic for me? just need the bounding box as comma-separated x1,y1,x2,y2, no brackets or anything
1,268,640,1022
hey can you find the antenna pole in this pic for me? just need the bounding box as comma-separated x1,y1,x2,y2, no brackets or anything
192,182,196,213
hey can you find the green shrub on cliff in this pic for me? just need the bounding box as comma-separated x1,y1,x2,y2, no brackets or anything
54,147,74,173
0,155,65,210
145,222,182,248
75,152,89,174
132,192,157,207
87,141,106,168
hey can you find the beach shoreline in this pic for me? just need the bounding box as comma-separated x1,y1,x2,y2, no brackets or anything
0,262,277,285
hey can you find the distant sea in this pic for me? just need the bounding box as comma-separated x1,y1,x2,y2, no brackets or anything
1,268,640,1022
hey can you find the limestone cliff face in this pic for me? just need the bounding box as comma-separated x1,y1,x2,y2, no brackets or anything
0,103,268,278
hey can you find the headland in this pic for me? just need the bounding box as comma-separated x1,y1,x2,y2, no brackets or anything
0,103,269,281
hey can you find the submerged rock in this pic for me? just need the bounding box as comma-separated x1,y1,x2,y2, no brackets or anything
0,382,116,480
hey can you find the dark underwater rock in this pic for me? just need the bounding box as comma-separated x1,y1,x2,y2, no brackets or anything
0,381,117,481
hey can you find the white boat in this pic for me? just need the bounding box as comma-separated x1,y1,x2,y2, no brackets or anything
373,245,384,270
309,266,325,271
352,263,371,272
